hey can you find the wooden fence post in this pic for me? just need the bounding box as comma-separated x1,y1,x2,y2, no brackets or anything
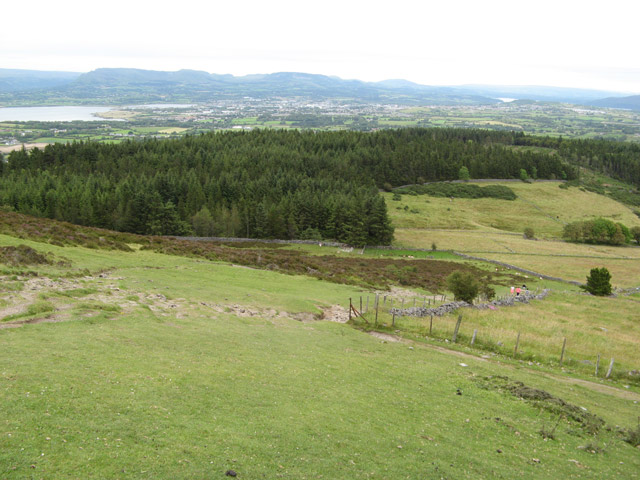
560,338,567,365
606,358,615,379
429,315,433,336
360,296,362,313
452,315,462,343
349,298,352,322
374,295,379,326
392,312,396,326
471,329,477,346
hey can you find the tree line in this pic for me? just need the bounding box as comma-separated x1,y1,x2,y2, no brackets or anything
0,128,594,244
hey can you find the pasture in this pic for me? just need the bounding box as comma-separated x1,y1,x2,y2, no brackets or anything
1,237,639,478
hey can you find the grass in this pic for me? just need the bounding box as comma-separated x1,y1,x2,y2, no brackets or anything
385,182,640,237
356,291,640,378
1,228,640,477
1,277,639,478
387,182,640,286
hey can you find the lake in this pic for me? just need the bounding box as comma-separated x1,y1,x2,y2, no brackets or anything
0,106,116,122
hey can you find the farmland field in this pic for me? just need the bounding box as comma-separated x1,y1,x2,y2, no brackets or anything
386,182,640,286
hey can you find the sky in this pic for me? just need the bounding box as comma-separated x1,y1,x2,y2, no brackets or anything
2,0,640,93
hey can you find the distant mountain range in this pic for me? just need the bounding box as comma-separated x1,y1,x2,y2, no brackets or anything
589,95,640,110
0,67,636,109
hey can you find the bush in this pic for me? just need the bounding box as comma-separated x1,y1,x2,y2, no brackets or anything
631,226,640,245
446,271,480,304
563,218,630,245
523,227,535,240
581,267,612,296
480,284,496,301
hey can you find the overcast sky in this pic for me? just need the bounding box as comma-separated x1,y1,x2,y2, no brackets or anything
2,0,639,93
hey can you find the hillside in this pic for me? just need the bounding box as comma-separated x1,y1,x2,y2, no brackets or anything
387,181,640,286
1,68,500,106
590,95,640,111
0,68,80,92
0,210,639,478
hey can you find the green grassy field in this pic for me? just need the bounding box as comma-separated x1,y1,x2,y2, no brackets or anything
1,237,639,478
386,182,640,286
355,290,640,377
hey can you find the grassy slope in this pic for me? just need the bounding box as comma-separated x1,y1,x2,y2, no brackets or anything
386,182,640,286
0,237,640,478
359,291,640,376
1,238,639,479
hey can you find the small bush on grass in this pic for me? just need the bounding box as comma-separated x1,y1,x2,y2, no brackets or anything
523,227,535,240
446,271,480,304
581,267,612,296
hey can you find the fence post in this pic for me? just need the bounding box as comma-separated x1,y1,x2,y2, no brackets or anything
429,315,433,336
366,296,369,313
349,298,352,322
595,354,600,377
360,296,362,313
606,358,615,379
471,329,477,346
514,332,521,357
374,295,379,326
452,315,462,343
392,312,396,326
560,338,567,365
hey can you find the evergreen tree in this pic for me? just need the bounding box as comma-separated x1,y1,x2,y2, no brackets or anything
582,267,612,296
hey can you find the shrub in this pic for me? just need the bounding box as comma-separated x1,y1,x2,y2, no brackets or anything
458,166,470,182
581,267,612,296
446,271,480,304
631,226,640,245
523,227,535,240
563,218,630,245
480,284,496,301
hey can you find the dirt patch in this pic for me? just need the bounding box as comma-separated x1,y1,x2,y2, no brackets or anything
321,305,350,323
368,331,404,342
